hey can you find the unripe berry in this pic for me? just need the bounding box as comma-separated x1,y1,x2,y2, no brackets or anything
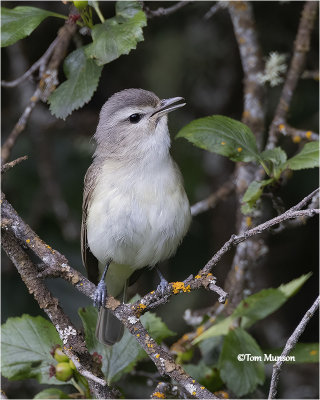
55,362,73,382
73,1,88,9
54,347,69,363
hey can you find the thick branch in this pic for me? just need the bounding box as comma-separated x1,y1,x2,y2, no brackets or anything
267,1,318,149
268,295,320,399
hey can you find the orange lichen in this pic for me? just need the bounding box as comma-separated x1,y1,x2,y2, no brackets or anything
246,216,252,227
293,135,301,143
155,354,160,358
196,325,204,336
214,391,229,399
147,343,154,348
237,147,243,152
221,141,226,145
153,392,165,399
171,282,191,294
137,334,140,338
242,110,250,118
310,350,317,356
305,131,312,139
234,265,239,271
278,123,285,132
195,275,201,279
192,391,196,396
26,239,30,243
200,386,205,390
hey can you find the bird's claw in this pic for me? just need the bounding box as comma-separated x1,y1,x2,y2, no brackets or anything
156,276,169,297
93,280,107,310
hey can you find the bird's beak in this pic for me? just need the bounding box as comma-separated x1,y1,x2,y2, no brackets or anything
151,97,186,118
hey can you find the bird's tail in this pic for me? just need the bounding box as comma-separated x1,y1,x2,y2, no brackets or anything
95,280,127,346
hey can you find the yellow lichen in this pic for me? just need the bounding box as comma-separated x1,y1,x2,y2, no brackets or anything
195,275,201,279
196,325,204,336
26,239,30,243
153,392,165,399
234,265,239,271
200,386,205,390
237,147,243,152
242,110,250,118
221,141,226,145
192,391,196,396
137,334,140,337
305,131,312,139
155,354,160,358
278,123,285,132
246,216,252,227
293,135,301,143
171,281,191,294
310,350,317,356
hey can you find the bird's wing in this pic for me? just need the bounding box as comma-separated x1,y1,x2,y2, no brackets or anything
81,163,99,285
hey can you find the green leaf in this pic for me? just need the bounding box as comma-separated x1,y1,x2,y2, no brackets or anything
48,47,102,119
218,328,265,396
265,343,319,363
234,289,287,329
193,316,233,344
278,272,312,298
34,388,70,399
176,115,261,162
85,1,147,66
260,147,287,178
194,274,310,344
286,142,320,170
79,305,174,383
241,178,273,214
1,6,66,47
184,361,223,392
1,315,64,385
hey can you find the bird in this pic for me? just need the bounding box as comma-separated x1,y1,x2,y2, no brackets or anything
81,88,191,345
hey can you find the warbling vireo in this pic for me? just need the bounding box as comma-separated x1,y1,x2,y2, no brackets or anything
81,88,191,345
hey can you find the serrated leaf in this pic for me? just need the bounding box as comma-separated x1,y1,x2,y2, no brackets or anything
241,178,273,214
48,47,102,119
278,272,312,298
286,141,319,170
85,1,147,66
1,6,64,47
218,328,265,396
260,147,287,178
265,343,319,363
194,274,310,344
1,315,64,385
176,115,261,162
79,305,174,383
34,388,70,399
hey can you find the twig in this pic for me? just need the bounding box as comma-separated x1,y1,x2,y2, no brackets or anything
144,1,190,19
1,37,59,88
1,231,114,398
151,381,184,399
1,155,28,174
204,2,228,20
301,70,319,80
1,22,77,165
268,295,320,399
267,1,318,149
191,176,235,217
277,122,319,142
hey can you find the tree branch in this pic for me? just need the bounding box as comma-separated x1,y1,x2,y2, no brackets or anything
1,155,28,174
267,1,318,149
277,122,319,142
1,21,77,165
144,1,191,19
191,176,235,217
268,295,320,399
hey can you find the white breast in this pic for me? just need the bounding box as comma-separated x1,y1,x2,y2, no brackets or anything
86,155,191,271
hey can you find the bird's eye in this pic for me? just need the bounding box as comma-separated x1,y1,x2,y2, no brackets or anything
129,113,141,123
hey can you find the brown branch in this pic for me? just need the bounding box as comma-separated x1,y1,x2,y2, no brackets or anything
1,231,114,398
191,176,235,217
277,122,319,142
301,69,319,80
1,37,59,88
225,1,266,311
1,21,77,165
1,155,28,174
144,1,191,18
267,1,318,149
268,295,320,399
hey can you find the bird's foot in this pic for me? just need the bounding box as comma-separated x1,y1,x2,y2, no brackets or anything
93,279,107,310
155,268,170,296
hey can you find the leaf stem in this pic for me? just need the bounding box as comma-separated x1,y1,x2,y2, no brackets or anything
259,160,271,176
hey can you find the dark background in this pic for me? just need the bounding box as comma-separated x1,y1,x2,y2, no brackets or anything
1,1,319,398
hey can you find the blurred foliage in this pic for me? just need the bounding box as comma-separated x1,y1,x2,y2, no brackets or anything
1,1,319,398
